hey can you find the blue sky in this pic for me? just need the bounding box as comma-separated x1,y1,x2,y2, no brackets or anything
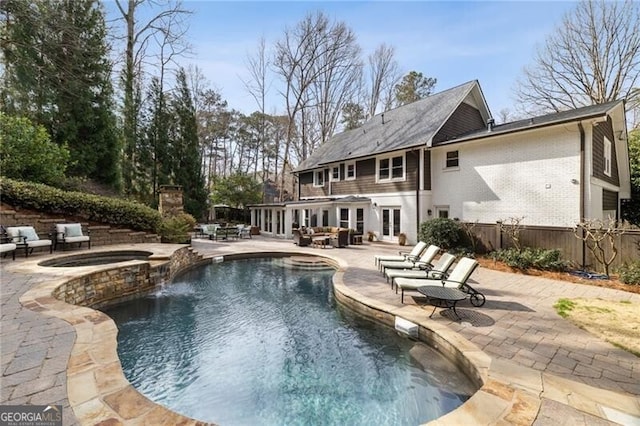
107,1,578,120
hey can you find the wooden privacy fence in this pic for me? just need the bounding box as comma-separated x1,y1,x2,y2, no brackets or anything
469,223,640,270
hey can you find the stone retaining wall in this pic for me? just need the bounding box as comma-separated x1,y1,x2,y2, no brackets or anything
52,247,203,308
0,209,160,246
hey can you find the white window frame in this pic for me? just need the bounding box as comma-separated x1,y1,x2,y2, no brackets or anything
314,169,325,187
603,137,612,177
376,153,405,182
445,150,459,169
345,162,356,180
330,165,340,182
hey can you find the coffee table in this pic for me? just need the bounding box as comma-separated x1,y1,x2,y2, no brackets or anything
312,236,330,248
417,285,467,320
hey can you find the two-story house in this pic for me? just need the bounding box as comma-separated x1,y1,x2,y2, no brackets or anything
249,80,631,244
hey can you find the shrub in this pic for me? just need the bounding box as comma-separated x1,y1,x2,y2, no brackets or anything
490,247,567,271
418,218,462,249
159,213,197,243
0,178,162,232
618,261,640,285
0,113,71,186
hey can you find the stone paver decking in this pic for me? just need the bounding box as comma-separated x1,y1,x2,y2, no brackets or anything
1,237,639,425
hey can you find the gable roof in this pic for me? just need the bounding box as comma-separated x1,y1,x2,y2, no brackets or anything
435,100,624,146
295,80,483,172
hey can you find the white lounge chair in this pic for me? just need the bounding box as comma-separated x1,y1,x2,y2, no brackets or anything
395,257,480,304
374,241,427,270
386,252,456,289
379,245,440,275
5,226,53,257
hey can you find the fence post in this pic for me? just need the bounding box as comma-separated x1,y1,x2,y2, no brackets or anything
495,221,502,250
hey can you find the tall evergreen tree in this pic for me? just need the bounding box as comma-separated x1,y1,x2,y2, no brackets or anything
1,0,120,187
171,68,207,220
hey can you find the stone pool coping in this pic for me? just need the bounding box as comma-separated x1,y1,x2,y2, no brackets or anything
12,244,640,425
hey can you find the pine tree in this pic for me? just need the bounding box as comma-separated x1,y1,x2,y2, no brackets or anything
1,0,120,187
171,68,207,220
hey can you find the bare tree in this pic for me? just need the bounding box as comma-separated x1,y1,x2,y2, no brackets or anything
573,218,626,276
515,0,640,115
310,21,362,146
113,0,191,194
365,43,400,118
498,216,525,251
242,37,271,180
273,11,361,199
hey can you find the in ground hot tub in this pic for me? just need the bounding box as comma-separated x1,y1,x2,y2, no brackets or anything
39,250,153,267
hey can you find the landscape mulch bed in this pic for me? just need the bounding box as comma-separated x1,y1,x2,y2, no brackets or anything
476,257,640,295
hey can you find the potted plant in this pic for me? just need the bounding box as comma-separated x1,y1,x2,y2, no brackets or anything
398,232,407,246
367,230,376,242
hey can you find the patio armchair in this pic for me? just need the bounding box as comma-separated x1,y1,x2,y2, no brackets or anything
0,228,17,260
330,229,349,248
197,224,220,240
236,224,252,239
5,225,53,257
292,229,312,247
54,223,91,250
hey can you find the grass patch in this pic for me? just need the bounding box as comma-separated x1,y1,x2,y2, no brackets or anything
556,298,640,358
554,298,576,318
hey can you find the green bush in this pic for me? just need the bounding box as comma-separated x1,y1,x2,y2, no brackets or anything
0,178,162,232
0,113,71,186
418,218,462,249
617,261,640,285
490,247,567,271
159,213,197,243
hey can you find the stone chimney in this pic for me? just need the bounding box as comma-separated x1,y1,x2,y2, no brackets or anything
158,185,184,217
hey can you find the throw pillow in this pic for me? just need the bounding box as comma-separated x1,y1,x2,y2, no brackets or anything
19,227,40,242
65,224,83,237
307,228,315,235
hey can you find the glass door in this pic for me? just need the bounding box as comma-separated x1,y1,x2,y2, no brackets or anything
381,208,401,240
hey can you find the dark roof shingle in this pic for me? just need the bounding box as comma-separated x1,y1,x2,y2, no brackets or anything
296,80,479,171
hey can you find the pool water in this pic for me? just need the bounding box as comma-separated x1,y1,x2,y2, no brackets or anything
103,258,475,425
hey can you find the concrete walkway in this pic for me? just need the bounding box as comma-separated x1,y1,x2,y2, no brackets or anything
1,237,639,425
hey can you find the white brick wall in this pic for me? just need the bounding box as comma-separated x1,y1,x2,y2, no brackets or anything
431,126,582,227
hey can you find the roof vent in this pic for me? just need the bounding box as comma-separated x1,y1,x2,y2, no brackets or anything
487,118,495,132
381,113,385,125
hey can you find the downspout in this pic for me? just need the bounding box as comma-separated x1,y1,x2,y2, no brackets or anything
414,149,421,237
578,122,586,268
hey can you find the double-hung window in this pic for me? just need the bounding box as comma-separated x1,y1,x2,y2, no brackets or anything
331,166,340,181
603,137,612,177
345,162,356,180
314,169,325,187
446,150,459,168
377,154,404,181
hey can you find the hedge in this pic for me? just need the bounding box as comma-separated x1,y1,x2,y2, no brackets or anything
0,178,162,233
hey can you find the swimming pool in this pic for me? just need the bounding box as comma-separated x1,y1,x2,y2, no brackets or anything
103,258,475,425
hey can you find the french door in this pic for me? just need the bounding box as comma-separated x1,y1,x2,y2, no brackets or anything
381,207,401,240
